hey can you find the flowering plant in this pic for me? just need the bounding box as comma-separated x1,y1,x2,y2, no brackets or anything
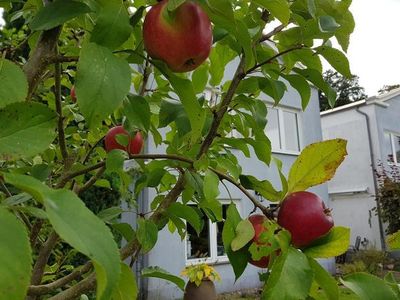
181,263,221,286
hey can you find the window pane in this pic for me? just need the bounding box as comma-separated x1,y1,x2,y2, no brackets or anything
282,111,300,151
394,135,400,164
266,108,280,150
383,132,394,163
216,205,229,257
186,209,210,260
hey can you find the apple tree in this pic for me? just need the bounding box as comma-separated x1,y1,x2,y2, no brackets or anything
0,0,398,299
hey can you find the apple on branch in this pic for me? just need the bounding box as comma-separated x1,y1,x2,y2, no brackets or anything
277,191,334,248
143,0,212,72
104,125,144,155
70,85,76,103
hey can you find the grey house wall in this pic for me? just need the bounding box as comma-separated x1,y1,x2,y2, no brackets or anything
321,89,400,251
128,60,330,299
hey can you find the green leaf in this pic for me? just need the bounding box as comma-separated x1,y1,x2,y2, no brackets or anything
319,16,340,33
293,67,337,108
239,174,283,202
3,174,121,300
231,219,255,252
308,257,339,300
304,227,350,258
0,102,57,161
263,247,313,300
167,203,202,235
253,0,290,24
76,43,131,128
106,150,127,173
167,0,186,11
30,0,92,30
0,207,31,300
158,100,190,136
341,273,398,300
384,272,400,299
91,0,132,50
203,169,220,201
142,266,185,291
387,230,400,250
0,58,28,108
124,95,150,132
111,223,135,242
280,74,311,110
259,78,287,105
316,46,351,78
287,139,347,192
222,203,249,280
112,263,138,300
165,74,205,144
137,218,158,253
192,64,209,94
97,207,124,222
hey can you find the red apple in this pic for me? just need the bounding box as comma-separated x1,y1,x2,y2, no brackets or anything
248,214,270,268
104,126,143,155
277,191,334,248
143,0,212,72
70,85,76,103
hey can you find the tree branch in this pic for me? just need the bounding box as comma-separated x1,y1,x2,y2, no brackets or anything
46,55,79,64
28,231,59,300
23,26,62,99
74,166,106,195
246,45,304,75
28,263,93,296
197,56,246,158
259,24,285,43
54,60,68,164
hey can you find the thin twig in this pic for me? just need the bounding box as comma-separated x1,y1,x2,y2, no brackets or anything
246,45,304,75
54,60,68,163
259,24,285,43
75,166,106,195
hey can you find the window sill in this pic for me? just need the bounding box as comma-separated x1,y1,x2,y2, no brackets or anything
271,149,300,156
185,256,230,266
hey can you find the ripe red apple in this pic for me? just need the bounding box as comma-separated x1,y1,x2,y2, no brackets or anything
104,126,143,155
143,0,212,72
277,191,334,248
248,214,270,268
70,85,76,103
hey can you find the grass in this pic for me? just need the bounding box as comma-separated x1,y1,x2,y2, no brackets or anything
218,287,359,300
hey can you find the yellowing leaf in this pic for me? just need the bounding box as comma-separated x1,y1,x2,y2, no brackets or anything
288,139,347,193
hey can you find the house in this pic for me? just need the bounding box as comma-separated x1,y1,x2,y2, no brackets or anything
123,60,332,300
321,88,400,252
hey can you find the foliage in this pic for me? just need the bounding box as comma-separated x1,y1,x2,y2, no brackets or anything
353,249,386,275
375,162,400,235
181,263,221,286
340,260,367,276
0,0,396,299
319,70,367,111
378,84,400,95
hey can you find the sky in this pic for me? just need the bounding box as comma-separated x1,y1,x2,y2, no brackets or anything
1,1,399,96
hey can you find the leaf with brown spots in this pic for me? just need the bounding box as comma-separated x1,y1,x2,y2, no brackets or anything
287,139,347,193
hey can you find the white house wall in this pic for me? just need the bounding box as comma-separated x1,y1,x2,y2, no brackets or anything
321,104,383,249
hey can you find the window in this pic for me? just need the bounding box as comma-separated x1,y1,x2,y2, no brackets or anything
185,202,236,264
385,132,400,165
266,107,301,153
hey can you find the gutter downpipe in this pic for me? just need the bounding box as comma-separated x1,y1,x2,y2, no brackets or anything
356,107,386,251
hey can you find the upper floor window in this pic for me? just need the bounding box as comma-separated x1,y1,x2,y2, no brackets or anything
384,131,400,165
266,107,301,154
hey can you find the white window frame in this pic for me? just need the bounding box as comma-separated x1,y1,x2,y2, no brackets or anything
266,104,302,155
184,199,241,265
385,131,400,166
